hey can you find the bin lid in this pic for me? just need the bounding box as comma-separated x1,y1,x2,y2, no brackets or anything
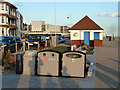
24,50,37,56
12,51,25,55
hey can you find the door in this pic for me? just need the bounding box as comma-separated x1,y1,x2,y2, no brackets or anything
84,32,90,45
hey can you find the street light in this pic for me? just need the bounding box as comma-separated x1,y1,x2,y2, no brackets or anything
54,0,56,36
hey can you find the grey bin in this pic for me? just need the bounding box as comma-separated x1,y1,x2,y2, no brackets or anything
15,52,25,74
62,51,86,78
37,50,62,76
23,50,37,75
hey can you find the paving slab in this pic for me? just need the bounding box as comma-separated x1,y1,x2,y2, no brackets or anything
2,74,94,88
2,52,96,88
95,39,119,88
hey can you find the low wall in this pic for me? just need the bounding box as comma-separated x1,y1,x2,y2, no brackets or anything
71,40,102,47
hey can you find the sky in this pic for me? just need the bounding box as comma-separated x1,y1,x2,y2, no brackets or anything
5,0,119,36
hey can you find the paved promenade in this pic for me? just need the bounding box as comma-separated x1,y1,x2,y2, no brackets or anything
1,38,119,88
95,39,119,88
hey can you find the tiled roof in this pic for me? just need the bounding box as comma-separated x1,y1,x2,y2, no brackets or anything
69,15,103,30
0,0,17,9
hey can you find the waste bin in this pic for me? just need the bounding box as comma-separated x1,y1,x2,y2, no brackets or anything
109,36,111,41
15,52,25,74
90,41,94,49
8,52,24,74
62,51,86,78
23,50,37,75
37,50,62,76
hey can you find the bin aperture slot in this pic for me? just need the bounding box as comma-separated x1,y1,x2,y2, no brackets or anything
66,54,82,58
52,54,55,57
43,53,46,56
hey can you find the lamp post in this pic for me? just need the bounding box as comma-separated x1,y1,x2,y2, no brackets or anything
55,0,56,36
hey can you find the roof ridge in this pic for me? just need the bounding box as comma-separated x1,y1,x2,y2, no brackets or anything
69,15,103,30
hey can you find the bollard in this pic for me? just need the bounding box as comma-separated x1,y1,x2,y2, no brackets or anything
26,41,29,50
2,43,4,53
38,41,40,51
15,42,17,53
50,39,52,47
23,41,25,51
45,40,47,48
71,45,76,51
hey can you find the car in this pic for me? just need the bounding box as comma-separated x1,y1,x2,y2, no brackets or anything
0,36,23,53
26,35,46,46
59,36,65,43
61,36,65,42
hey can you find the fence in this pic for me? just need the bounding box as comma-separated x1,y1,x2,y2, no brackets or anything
1,39,52,54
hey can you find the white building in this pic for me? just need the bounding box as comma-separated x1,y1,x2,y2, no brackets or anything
22,21,69,35
0,0,23,37
31,21,61,33
17,11,23,37
69,16,103,47
45,24,61,33
31,21,45,32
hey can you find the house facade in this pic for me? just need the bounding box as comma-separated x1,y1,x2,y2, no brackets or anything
0,0,23,37
17,11,23,37
69,16,103,47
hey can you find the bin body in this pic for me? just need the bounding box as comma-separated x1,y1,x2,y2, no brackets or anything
109,37,111,41
23,50,37,75
90,41,94,49
62,51,86,77
8,52,24,74
37,50,61,76
16,53,24,74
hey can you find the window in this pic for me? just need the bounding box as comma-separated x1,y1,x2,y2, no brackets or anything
2,4,4,9
6,5,7,10
94,32,100,40
7,5,9,11
42,25,45,31
2,17,4,23
2,28,4,35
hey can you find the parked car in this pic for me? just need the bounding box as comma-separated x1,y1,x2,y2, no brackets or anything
26,35,46,46
0,36,23,53
59,36,65,43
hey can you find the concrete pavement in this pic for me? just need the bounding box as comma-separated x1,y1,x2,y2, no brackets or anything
2,74,95,88
2,54,96,88
1,38,119,88
95,39,119,88
2,49,96,88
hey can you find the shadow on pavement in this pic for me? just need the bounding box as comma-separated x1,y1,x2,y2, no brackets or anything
57,67,80,88
108,58,120,63
96,63,119,88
